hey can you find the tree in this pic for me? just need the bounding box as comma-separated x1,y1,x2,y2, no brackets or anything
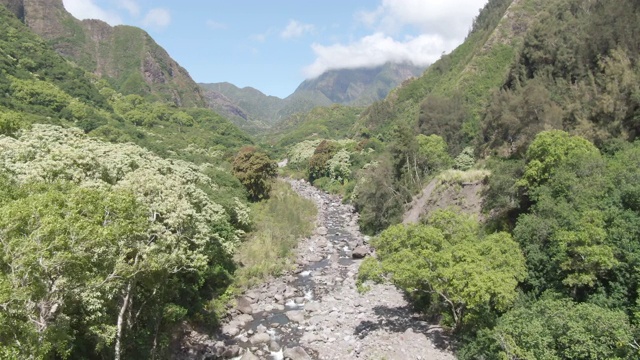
232,146,277,201
517,130,600,191
351,158,405,235
415,134,453,174
307,140,337,182
0,124,246,358
489,296,635,360
454,146,475,171
0,110,25,136
358,210,526,330
0,182,148,359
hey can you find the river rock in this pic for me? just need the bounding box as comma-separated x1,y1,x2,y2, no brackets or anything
236,296,254,315
240,350,259,360
236,314,254,326
269,340,281,352
286,310,305,323
352,246,369,259
221,323,239,337
316,227,328,235
283,346,312,360
249,332,271,345
304,302,321,312
221,345,241,358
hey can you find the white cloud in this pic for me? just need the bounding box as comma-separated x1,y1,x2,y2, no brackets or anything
303,32,454,78
62,0,123,25
280,20,315,39
206,20,227,30
142,8,171,28
359,0,488,38
304,0,488,77
117,0,140,17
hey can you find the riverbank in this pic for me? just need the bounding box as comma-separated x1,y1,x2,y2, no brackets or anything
177,179,455,360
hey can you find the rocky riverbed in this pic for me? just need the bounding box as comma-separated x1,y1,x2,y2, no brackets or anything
177,179,455,360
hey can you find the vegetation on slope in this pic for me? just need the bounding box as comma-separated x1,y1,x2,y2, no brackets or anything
0,0,206,107
279,0,640,358
0,5,290,358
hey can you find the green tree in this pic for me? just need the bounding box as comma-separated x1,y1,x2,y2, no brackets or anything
454,146,476,171
0,110,25,136
415,134,453,174
0,182,148,359
232,146,277,201
358,210,526,330
489,296,635,360
517,130,600,191
308,140,337,182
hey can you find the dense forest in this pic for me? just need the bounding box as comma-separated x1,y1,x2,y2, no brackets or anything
0,4,310,359
277,0,640,358
2,0,640,358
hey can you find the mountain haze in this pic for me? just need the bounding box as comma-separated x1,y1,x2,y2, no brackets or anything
0,0,205,107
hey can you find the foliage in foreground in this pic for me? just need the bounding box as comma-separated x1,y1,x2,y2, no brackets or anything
0,125,249,359
358,210,526,331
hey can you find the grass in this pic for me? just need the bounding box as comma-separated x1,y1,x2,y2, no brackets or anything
234,179,317,287
436,169,491,185
208,179,316,319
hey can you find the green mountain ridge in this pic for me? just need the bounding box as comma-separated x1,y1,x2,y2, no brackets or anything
0,0,206,107
200,62,425,131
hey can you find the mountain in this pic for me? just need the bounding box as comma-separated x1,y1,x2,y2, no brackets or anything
0,0,205,107
200,82,283,130
200,62,425,130
294,62,426,106
356,0,640,157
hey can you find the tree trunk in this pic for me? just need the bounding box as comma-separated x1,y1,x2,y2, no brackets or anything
114,279,133,360
115,254,139,360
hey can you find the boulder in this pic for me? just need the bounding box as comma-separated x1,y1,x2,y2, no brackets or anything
283,346,312,360
221,323,239,337
269,340,281,352
249,332,271,345
285,310,305,323
316,227,328,235
221,345,241,358
236,296,254,315
352,246,369,259
236,314,254,326
304,302,321,312
240,350,259,360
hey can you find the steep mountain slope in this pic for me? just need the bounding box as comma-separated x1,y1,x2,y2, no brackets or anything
200,62,425,130
0,4,251,160
200,82,282,130
357,0,640,157
0,0,205,107
295,62,426,106
356,0,528,153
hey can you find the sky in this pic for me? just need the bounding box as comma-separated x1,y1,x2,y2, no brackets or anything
62,0,489,98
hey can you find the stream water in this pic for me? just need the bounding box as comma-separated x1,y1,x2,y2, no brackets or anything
215,179,365,359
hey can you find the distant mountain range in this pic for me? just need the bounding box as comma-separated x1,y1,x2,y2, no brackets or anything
200,62,426,131
4,0,425,131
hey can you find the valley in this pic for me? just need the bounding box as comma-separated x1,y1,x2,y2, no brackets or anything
0,0,639,359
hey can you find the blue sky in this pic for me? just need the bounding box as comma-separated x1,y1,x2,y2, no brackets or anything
62,0,488,98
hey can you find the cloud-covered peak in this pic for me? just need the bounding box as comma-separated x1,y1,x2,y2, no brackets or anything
304,0,487,78
304,33,453,78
